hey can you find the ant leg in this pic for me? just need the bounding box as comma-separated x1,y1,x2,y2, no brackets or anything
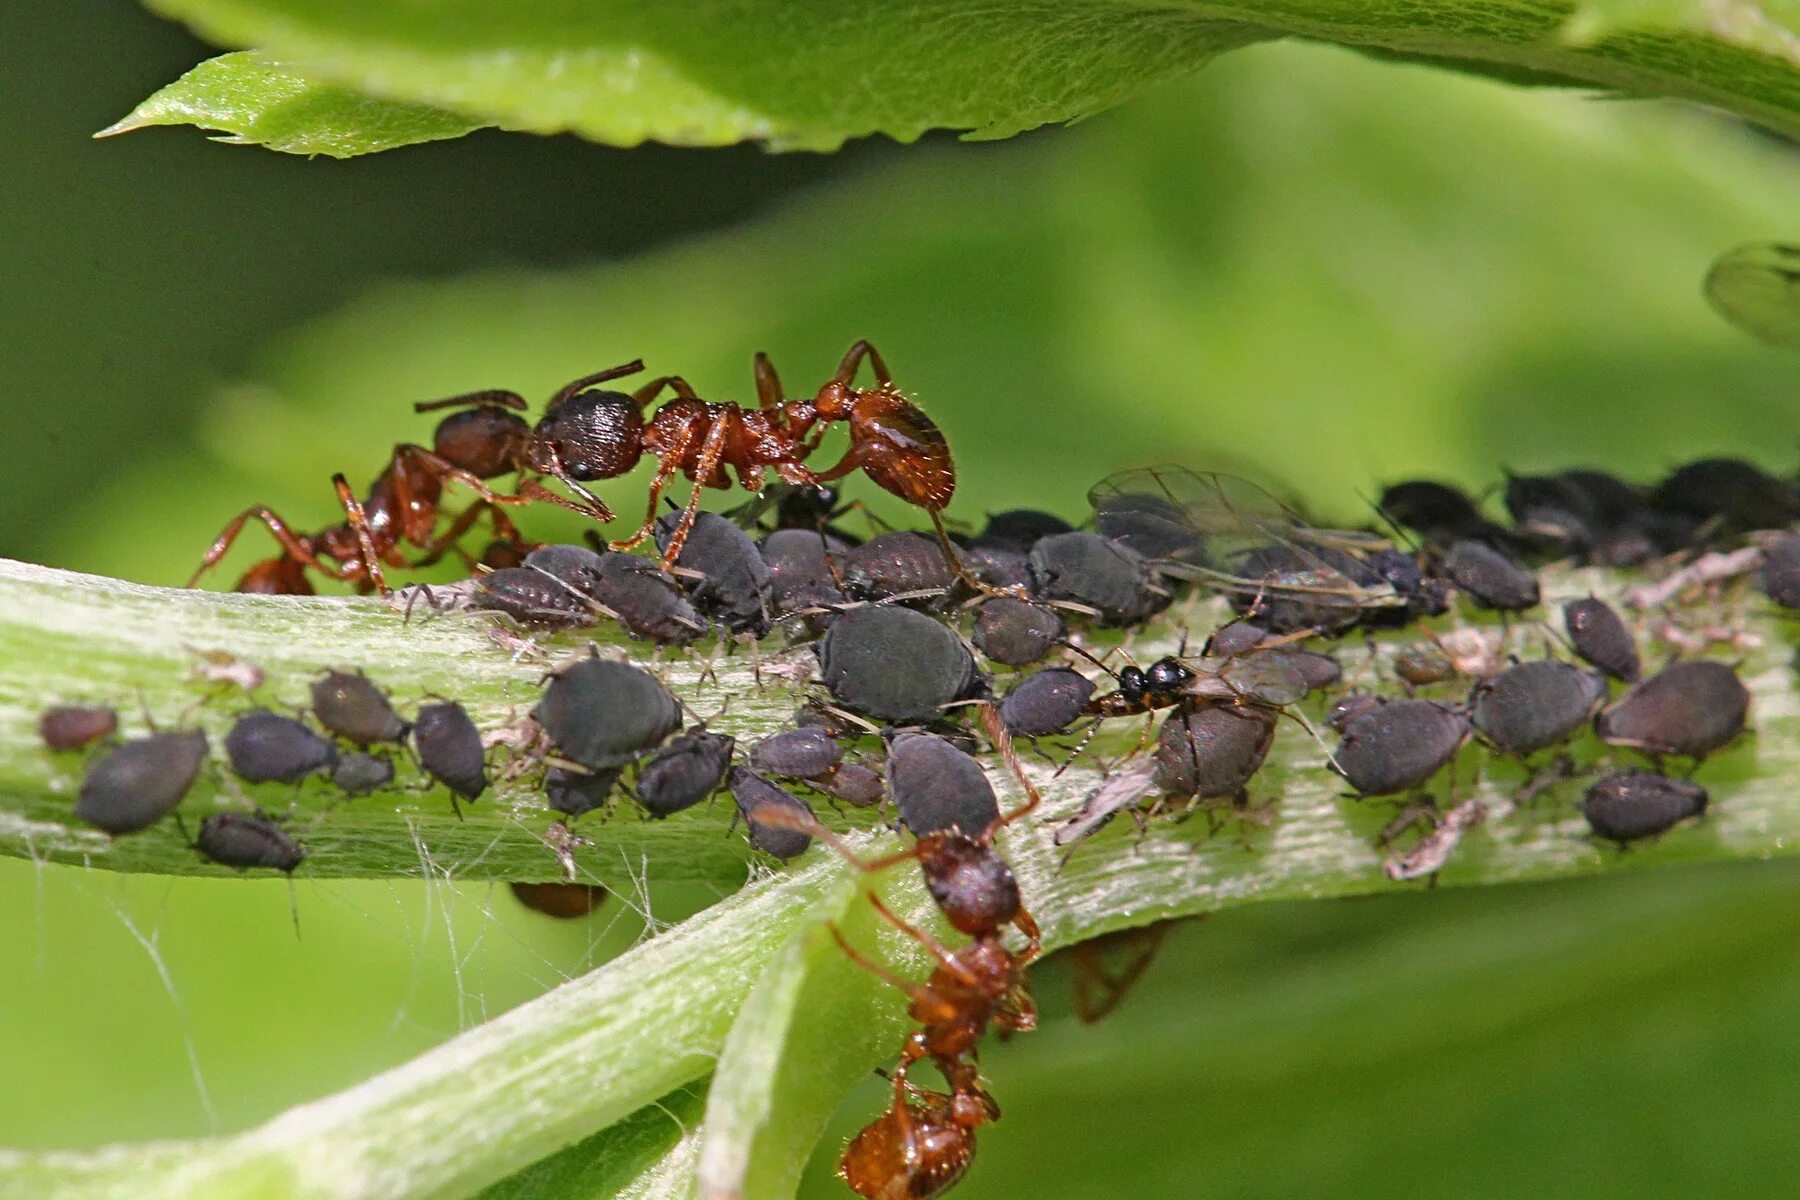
520,477,616,523
409,500,496,569
631,375,702,405
609,456,686,552
413,388,527,415
754,352,784,409
865,895,984,987
975,703,1042,828
827,921,931,1003
654,418,733,565
188,506,343,588
332,474,391,596
832,339,893,387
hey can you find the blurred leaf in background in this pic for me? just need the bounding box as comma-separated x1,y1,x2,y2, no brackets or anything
11,12,1800,1200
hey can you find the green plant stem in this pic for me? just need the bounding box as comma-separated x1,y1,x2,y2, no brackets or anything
2,557,1796,1200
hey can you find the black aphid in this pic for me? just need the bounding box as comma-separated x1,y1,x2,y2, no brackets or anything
816,605,979,722
1272,649,1342,695
819,761,884,807
1378,479,1496,544
523,543,607,597
1470,660,1608,756
959,541,1033,591
999,668,1095,738
886,731,1001,836
1326,691,1385,734
759,529,848,617
311,670,409,746
534,658,682,770
75,730,208,835
1028,531,1167,625
412,701,488,801
978,509,1074,549
39,704,117,752
1334,699,1470,796
510,881,609,919
331,751,395,796
748,728,843,780
473,566,593,629
1583,771,1708,844
1650,457,1800,534
545,765,623,817
1563,596,1640,682
840,532,956,603
1504,471,1600,556
195,811,305,873
593,553,705,644
1444,540,1539,612
225,709,337,784
1151,702,1277,799
1202,621,1269,658
971,597,1063,667
1597,660,1749,760
1762,531,1800,610
634,730,735,818
1090,487,1210,571
656,511,773,634
729,767,814,859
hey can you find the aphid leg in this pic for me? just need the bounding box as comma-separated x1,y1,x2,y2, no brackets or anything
188,506,343,588
333,474,391,596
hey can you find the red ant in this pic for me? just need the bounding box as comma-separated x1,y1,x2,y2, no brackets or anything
840,1075,998,1200
189,454,531,596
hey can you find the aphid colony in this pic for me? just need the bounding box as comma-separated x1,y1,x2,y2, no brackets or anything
101,388,1800,1200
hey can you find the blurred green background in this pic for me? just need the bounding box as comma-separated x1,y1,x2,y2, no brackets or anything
8,2,1800,1195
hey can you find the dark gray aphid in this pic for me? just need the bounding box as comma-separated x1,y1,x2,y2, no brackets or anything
656,510,773,635
225,709,337,784
1650,457,1800,534
1327,691,1385,734
729,767,815,859
545,765,623,817
977,509,1074,549
593,553,705,644
1444,540,1539,611
971,597,1063,667
75,730,209,835
1029,531,1167,625
999,668,1095,738
195,812,305,873
1504,471,1599,556
886,731,1001,836
1271,649,1342,695
1597,660,1749,759
818,761,884,807
534,658,682,770
1228,543,1368,636
311,670,409,746
635,730,735,818
1563,596,1640,682
816,605,979,722
1090,488,1210,571
473,566,593,629
1470,660,1608,756
1151,702,1277,799
1202,621,1269,658
522,543,607,597
412,701,488,801
39,704,117,752
331,751,395,796
759,529,848,616
1378,479,1499,545
748,728,843,780
1762,531,1800,610
840,532,955,603
1583,771,1707,844
1334,699,1470,796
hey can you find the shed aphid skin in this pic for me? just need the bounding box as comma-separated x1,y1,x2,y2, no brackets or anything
311,670,409,746
187,648,265,693
193,811,305,874
75,730,208,836
39,704,117,752
224,709,337,785
1596,659,1751,761
412,701,489,806
1383,797,1486,882
330,751,395,797
1564,596,1641,682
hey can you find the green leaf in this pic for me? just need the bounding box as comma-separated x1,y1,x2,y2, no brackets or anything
98,51,486,157
472,1086,706,1200
1704,241,1800,346
128,0,1800,154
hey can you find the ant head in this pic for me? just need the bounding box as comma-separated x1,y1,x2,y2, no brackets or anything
1118,665,1148,697
950,1088,998,1129
813,379,856,420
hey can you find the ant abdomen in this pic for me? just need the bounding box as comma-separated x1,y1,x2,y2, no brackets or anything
433,407,531,479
